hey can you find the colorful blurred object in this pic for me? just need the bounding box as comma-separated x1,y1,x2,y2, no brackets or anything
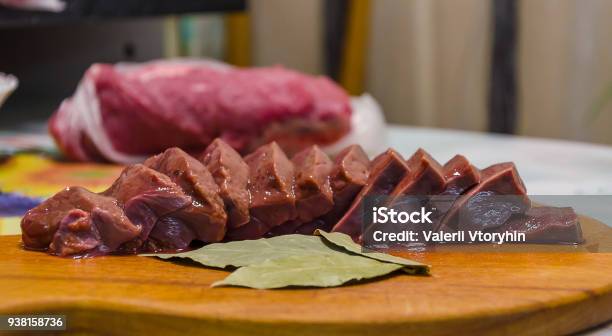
0,192,41,216
0,217,21,235
0,154,123,198
0,153,123,235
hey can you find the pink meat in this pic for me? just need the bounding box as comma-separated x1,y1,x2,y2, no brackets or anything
49,61,352,163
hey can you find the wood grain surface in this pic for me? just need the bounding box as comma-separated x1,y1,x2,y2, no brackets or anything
0,216,610,336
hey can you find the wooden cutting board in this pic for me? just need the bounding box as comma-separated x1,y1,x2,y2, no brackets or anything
0,216,611,336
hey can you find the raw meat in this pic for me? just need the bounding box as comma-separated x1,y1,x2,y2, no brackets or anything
378,149,446,248
200,139,251,229
143,147,227,242
319,144,370,228
291,146,334,223
225,142,297,240
492,207,583,244
436,162,530,232
440,155,481,196
21,186,138,256
49,61,352,163
331,149,410,241
389,149,446,198
20,139,584,257
266,144,369,237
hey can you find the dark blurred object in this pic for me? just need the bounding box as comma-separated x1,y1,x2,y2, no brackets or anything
488,0,517,134
324,0,348,81
0,0,245,27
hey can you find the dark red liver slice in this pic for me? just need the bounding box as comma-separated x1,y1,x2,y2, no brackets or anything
104,164,187,207
21,186,139,256
491,206,583,244
318,144,370,229
265,145,334,237
103,164,193,251
389,148,446,199
145,217,197,252
291,145,334,222
331,149,410,241
436,162,530,232
200,139,251,229
272,144,370,236
369,149,446,248
441,155,481,196
49,209,103,256
427,155,482,218
144,147,227,242
226,142,296,240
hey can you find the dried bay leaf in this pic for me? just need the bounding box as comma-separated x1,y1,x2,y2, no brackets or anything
315,230,430,275
141,234,336,268
212,253,404,289
143,232,429,289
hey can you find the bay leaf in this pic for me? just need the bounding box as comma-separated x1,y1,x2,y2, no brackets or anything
141,234,336,268
212,253,404,289
315,230,429,275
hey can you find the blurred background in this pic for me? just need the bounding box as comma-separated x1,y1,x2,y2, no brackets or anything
1,0,612,144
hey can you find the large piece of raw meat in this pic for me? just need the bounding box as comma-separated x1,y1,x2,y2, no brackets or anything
49,60,353,163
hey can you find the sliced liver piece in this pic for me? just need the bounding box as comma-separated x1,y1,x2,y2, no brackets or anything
265,145,334,237
388,148,445,199
441,155,481,196
492,207,583,244
436,162,530,232
104,164,187,207
319,144,370,228
332,149,410,241
21,186,138,256
49,209,102,257
200,139,251,229
226,142,296,240
145,217,197,252
103,164,192,250
292,145,334,222
226,216,272,241
272,144,370,237
375,149,445,247
144,147,227,242
428,155,482,219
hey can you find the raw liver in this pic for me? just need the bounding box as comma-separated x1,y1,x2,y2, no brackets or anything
144,147,227,242
226,142,297,240
319,145,370,229
20,140,585,256
436,162,530,232
441,155,481,196
492,207,583,244
271,144,371,236
264,145,335,237
427,155,482,226
145,217,197,252
332,149,410,241
49,209,103,257
292,146,334,222
200,139,251,229
21,186,138,256
375,149,446,248
389,149,446,198
103,164,193,251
